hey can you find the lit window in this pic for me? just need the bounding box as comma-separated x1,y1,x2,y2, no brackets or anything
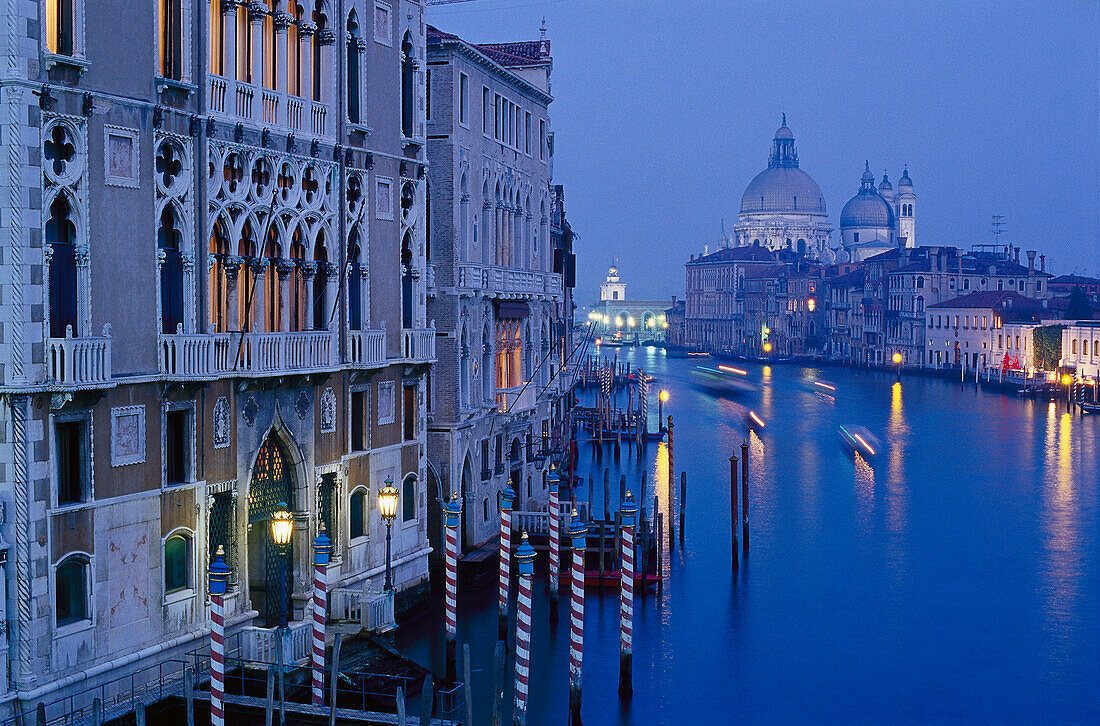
164,532,192,594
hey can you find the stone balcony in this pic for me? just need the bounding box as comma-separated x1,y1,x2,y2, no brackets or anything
402,325,436,364
159,330,335,378
456,264,562,300
46,326,113,387
209,75,328,138
348,329,387,368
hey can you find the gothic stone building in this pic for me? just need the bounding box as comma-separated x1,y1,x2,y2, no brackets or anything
424,26,568,550
0,0,434,713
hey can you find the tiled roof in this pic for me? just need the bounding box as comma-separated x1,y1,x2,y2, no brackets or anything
687,246,776,265
475,40,548,67
1051,274,1100,285
927,291,1038,310
830,269,865,286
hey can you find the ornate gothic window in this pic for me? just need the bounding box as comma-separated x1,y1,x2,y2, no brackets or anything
348,233,362,330
312,3,326,101
46,193,78,339
159,0,184,79
159,206,185,334
347,11,362,123
164,531,193,594
289,230,306,331
209,0,222,74
401,231,414,329
313,235,328,330
401,31,414,137
209,219,230,332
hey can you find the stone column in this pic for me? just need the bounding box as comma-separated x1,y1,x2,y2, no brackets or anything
224,256,242,331
74,244,90,336
357,265,370,329
276,260,295,333
182,253,196,332
273,11,292,95
317,29,337,110
298,22,316,104
248,2,266,86
250,259,266,332
9,395,34,691
299,261,317,332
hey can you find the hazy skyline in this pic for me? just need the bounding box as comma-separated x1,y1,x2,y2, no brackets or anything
430,0,1100,303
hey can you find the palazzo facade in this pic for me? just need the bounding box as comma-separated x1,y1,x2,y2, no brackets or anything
0,0,433,713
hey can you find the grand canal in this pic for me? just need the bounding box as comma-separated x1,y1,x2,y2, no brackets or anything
398,347,1099,724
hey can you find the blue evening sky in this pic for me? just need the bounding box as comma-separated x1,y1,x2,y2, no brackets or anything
429,0,1100,303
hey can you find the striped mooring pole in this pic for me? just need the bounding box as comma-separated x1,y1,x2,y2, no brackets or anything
443,492,463,682
311,525,332,706
513,532,536,726
567,510,588,724
208,547,231,726
618,491,637,697
548,466,561,621
499,482,516,643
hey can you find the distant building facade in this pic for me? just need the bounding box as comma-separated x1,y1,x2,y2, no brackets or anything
587,265,670,343
925,292,1042,370
1061,322,1100,380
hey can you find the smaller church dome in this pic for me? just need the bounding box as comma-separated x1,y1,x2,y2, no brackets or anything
841,162,895,229
898,166,913,189
878,173,892,192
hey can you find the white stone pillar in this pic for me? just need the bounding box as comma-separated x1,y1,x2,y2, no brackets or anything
274,11,291,95
248,4,266,86
299,261,316,332
298,23,315,104
250,259,266,332
276,260,294,333
317,28,337,108
224,256,242,331
221,1,240,80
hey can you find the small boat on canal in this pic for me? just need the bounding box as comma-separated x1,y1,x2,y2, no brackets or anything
839,424,881,460
691,366,758,395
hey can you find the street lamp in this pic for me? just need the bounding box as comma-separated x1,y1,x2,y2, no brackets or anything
893,352,903,381
763,342,772,354
270,504,293,630
378,476,399,592
658,389,669,427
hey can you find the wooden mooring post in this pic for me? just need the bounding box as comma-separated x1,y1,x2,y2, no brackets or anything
329,633,342,726
679,471,686,543
667,416,675,551
741,440,750,550
729,452,739,570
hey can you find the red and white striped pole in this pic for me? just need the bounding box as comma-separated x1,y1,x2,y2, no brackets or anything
498,483,516,643
442,492,463,682
547,466,561,621
566,510,588,724
208,546,231,726
513,532,536,726
618,491,637,697
311,525,333,706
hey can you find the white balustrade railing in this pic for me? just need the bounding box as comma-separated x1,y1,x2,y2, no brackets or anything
457,264,562,298
348,329,386,367
402,326,436,362
240,620,312,664
159,330,333,377
208,74,331,138
330,588,394,632
496,383,536,413
46,328,112,386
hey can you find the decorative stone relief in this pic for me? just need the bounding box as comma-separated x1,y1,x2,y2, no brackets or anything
242,396,259,427
320,388,337,433
295,390,311,420
213,396,231,448
110,405,146,466
377,381,395,424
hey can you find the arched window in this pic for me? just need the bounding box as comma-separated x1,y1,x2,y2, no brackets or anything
262,0,277,90
159,206,184,334
289,231,306,331
482,498,489,521
916,276,924,289
1072,339,1077,355
263,229,281,332
312,3,325,101
237,222,257,332
348,234,362,330
160,0,183,79
288,3,303,95
313,235,328,330
209,220,230,332
209,0,222,74
401,32,414,137
459,173,469,260
46,194,78,339
402,475,416,521
46,0,74,56
346,11,361,123
350,489,366,539
916,295,924,313
164,531,192,594
401,231,413,329
55,554,89,625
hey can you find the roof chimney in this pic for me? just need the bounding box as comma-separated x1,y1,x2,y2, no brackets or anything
1014,248,1020,264
1026,250,1036,274
1039,254,1046,273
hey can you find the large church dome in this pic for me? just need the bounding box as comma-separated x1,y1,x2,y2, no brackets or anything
840,163,895,228
739,117,827,216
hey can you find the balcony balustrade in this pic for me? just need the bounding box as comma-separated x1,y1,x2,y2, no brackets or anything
209,75,328,137
456,263,562,298
46,326,112,386
348,329,387,367
159,330,334,378
402,325,436,363
496,383,536,413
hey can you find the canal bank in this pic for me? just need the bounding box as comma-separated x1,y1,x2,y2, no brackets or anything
398,346,1099,724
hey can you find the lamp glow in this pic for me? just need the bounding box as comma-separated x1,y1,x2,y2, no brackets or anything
659,390,669,403
378,476,399,522
271,505,293,546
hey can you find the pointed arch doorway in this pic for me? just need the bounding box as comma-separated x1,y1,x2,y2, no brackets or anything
247,437,296,627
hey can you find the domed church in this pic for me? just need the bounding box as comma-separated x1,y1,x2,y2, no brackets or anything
839,162,916,262
734,115,833,259
729,117,916,263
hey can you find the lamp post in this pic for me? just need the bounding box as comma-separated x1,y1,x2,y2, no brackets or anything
513,531,536,726
311,524,332,706
658,390,668,432
270,505,294,630
442,492,462,682
893,351,903,381
208,546,231,726
378,477,399,592
566,511,587,724
498,482,516,643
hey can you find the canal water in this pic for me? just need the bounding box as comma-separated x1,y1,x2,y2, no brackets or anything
398,347,1100,724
